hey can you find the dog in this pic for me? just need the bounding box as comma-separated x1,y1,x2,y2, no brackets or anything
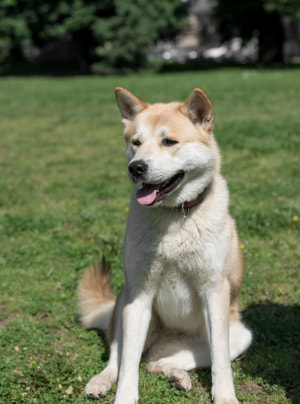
77,87,252,404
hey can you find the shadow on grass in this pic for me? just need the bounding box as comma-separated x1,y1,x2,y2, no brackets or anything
242,301,300,403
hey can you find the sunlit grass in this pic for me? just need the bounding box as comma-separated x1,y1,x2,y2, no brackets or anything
0,68,299,403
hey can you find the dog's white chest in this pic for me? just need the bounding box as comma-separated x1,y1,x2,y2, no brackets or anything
150,227,211,334
153,269,205,334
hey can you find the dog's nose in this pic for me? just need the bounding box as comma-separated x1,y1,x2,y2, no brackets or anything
128,160,148,178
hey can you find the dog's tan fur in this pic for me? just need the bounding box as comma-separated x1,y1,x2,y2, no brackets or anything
78,260,115,332
78,87,252,404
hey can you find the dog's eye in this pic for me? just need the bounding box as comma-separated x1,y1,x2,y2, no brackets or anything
132,139,141,146
162,138,179,147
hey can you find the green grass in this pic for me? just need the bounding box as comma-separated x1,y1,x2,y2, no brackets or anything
0,69,299,403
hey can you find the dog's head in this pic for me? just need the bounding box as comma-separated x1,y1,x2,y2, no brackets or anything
115,87,220,208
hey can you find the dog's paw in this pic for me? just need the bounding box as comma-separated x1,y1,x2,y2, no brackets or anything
169,369,192,391
147,362,192,392
213,396,239,404
84,373,113,399
114,399,138,404
146,361,161,374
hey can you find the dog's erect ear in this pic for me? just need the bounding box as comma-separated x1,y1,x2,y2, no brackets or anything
115,87,148,121
181,88,214,132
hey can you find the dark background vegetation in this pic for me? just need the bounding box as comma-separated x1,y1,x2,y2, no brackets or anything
0,0,299,75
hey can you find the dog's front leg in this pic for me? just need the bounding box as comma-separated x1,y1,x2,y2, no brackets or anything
114,289,153,404
204,279,239,404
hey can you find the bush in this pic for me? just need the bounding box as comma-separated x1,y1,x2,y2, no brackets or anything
0,0,187,72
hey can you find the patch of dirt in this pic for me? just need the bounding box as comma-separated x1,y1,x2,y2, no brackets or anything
238,381,276,403
0,313,17,328
39,314,53,324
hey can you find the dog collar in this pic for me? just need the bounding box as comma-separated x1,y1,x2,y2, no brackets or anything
178,188,207,218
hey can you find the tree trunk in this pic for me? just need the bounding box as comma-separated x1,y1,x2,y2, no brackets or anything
258,11,284,64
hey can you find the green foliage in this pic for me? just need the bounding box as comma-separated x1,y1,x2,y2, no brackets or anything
264,0,300,20
92,0,187,73
0,69,299,403
0,0,102,64
0,0,187,71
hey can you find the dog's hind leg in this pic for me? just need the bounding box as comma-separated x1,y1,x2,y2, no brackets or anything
229,320,252,361
145,321,251,393
146,335,211,391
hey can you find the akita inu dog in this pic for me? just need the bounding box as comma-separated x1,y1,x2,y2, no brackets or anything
78,87,252,404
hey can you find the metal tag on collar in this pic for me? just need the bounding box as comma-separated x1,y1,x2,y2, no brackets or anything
182,203,189,218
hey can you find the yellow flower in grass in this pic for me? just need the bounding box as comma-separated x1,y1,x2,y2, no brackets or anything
240,244,245,249
8,185,14,191
90,238,95,243
293,216,299,221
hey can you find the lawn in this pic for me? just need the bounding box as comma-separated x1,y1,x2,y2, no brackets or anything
0,68,299,403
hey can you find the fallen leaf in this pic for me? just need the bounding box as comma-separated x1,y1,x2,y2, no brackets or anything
65,386,73,395
13,370,24,377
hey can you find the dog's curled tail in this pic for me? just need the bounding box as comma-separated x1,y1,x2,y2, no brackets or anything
77,258,116,332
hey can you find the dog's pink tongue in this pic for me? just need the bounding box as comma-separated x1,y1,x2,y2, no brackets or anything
136,184,159,205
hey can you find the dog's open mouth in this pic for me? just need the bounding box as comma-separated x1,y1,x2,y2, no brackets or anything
136,171,184,206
